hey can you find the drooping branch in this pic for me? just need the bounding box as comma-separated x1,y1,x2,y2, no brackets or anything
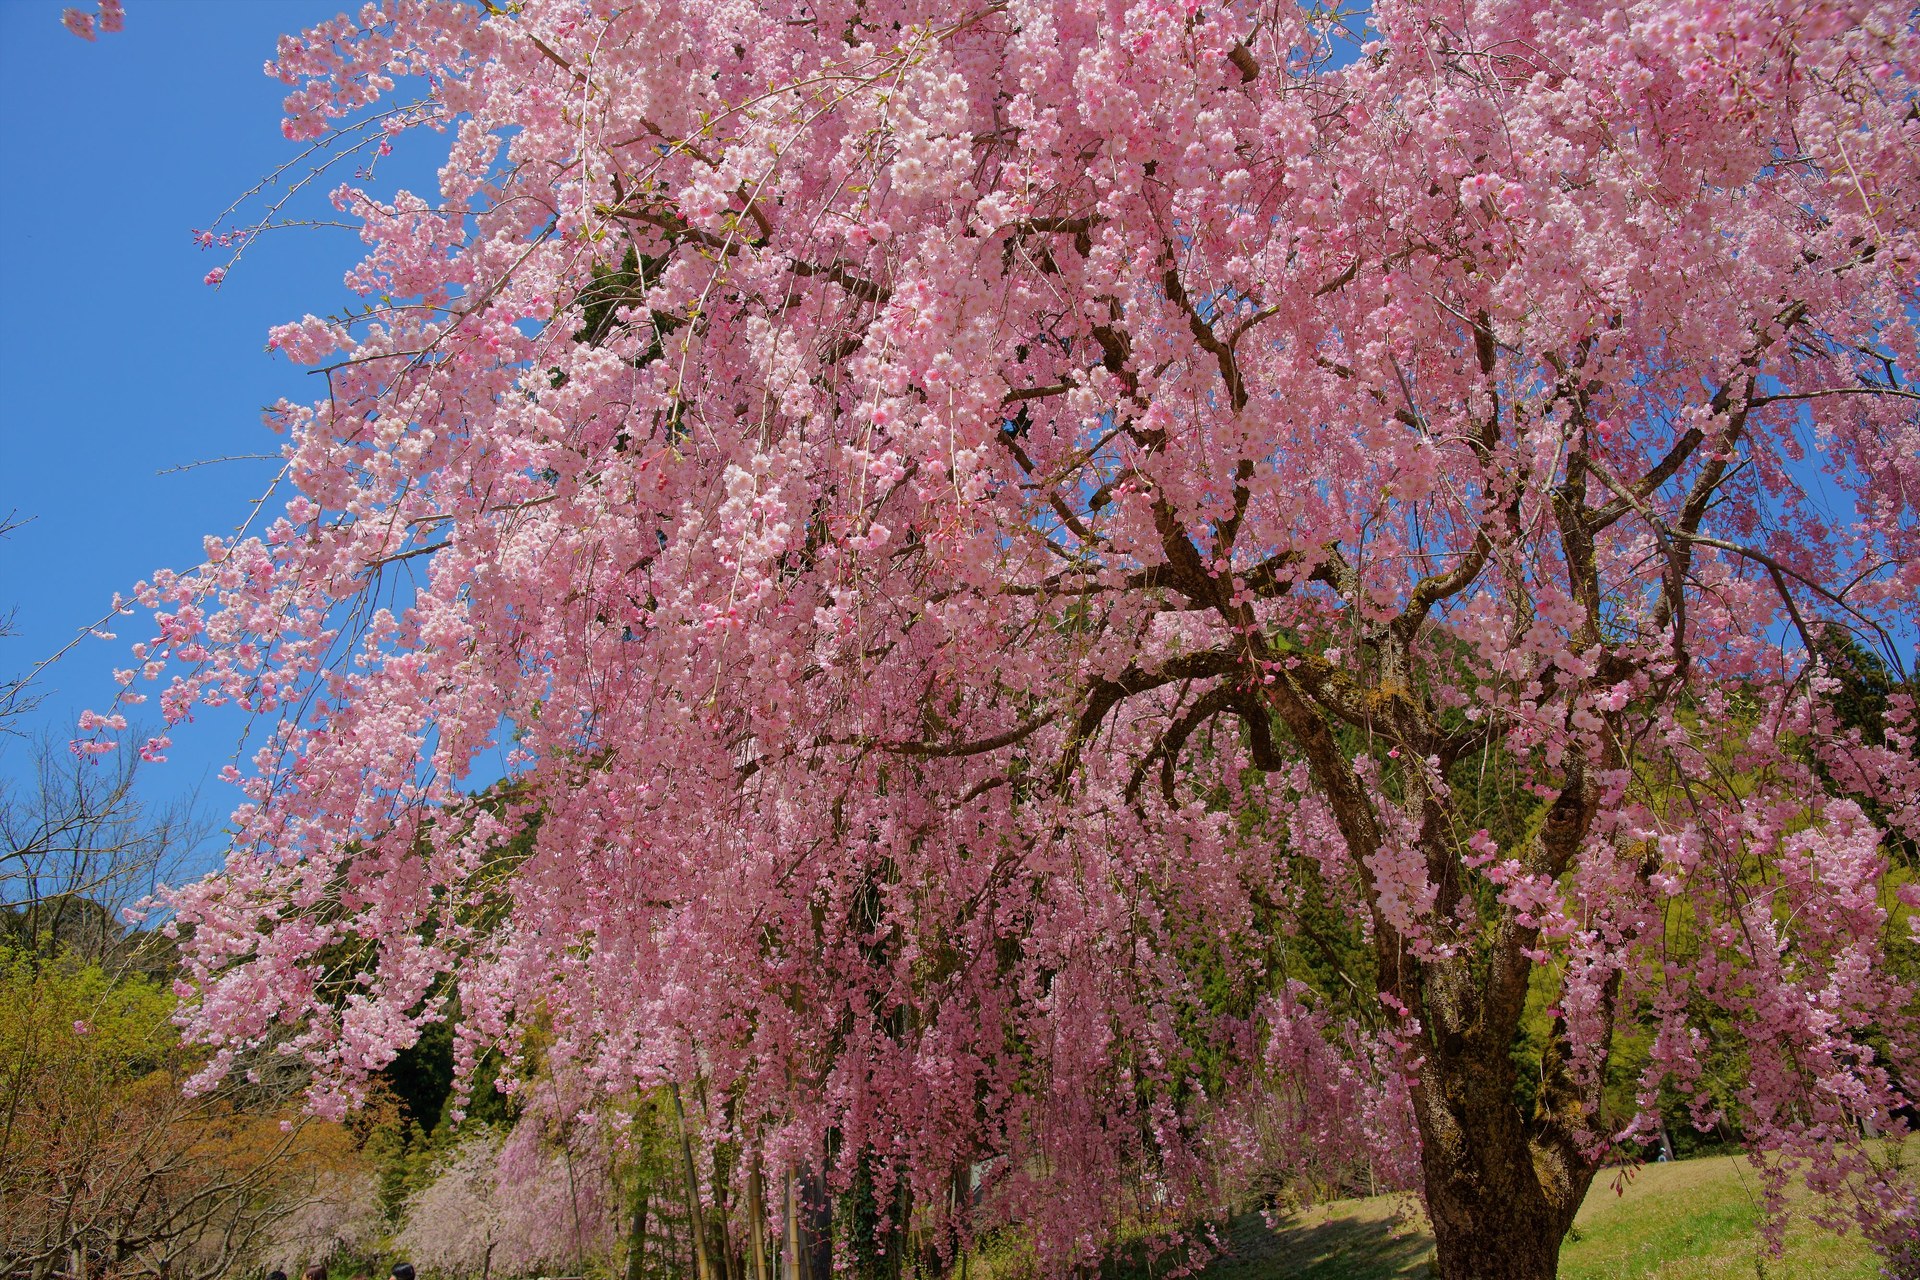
608,203,891,303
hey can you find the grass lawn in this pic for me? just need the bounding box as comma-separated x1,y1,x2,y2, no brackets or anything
1123,1152,1899,1279
1557,1153,1884,1279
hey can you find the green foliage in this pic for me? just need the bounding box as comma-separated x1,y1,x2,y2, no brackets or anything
573,247,672,353
0,940,177,1078
376,1009,518,1139
0,939,382,1280
1267,852,1377,1028
842,1149,909,1280
368,1114,439,1224
1813,626,1907,750
0,892,179,977
384,1019,457,1134
619,1090,700,1280
1810,625,1919,871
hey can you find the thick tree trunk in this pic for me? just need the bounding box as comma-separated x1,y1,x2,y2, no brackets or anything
1410,1033,1594,1280
802,1166,834,1280
1248,568,1622,1279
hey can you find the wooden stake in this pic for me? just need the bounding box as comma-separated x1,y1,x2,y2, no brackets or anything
670,1083,714,1280
785,1170,805,1280
747,1163,770,1280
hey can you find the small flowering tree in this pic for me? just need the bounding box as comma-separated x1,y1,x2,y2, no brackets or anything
98,0,1920,1275
395,1135,507,1279
396,1081,615,1280
261,1170,384,1275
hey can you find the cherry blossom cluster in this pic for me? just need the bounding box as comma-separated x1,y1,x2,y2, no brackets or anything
91,0,1920,1269
60,0,121,41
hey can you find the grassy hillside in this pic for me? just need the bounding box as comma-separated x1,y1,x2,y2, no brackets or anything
1143,1152,1895,1279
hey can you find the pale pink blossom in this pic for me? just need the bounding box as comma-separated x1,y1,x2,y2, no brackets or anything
120,0,1920,1271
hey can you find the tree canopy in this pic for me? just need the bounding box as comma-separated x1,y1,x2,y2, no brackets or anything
92,1,1920,1275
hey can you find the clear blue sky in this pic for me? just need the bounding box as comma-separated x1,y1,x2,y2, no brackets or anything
0,0,431,861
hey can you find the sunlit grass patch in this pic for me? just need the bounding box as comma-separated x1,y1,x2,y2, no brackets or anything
1078,1149,1902,1280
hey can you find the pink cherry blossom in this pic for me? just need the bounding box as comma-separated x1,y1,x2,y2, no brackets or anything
61,1,118,40
96,0,1920,1274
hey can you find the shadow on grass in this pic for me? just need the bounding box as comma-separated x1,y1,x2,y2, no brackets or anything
1222,1208,1434,1280
1101,1204,1433,1280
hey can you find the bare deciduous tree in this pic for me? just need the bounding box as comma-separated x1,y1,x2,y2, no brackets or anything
0,734,205,973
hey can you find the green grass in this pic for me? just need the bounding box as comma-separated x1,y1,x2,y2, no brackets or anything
1088,1153,1896,1280
1559,1153,1883,1280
